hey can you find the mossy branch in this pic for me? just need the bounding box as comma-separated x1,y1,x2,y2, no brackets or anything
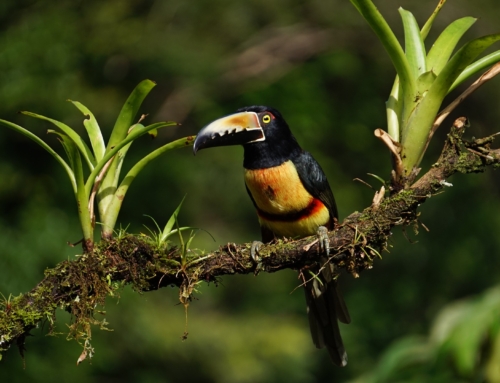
0,118,498,362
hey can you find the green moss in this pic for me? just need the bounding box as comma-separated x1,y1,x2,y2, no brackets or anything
0,235,181,361
456,151,484,174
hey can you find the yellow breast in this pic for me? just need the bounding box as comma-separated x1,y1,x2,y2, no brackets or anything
244,160,330,238
244,160,312,215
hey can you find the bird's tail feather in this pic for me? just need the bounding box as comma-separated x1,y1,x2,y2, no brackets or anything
304,265,349,366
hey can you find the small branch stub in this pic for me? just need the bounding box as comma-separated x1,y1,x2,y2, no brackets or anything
374,128,404,183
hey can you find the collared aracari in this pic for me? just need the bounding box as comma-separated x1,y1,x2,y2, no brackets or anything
193,105,350,366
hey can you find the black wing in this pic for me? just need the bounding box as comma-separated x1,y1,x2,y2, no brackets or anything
292,150,338,222
293,150,351,365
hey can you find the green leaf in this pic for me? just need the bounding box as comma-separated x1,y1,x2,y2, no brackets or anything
69,100,106,162
386,76,401,142
398,8,427,129
442,289,500,376
119,123,145,157
51,131,93,247
98,123,145,217
486,329,500,383
167,227,199,241
98,80,156,221
367,173,386,185
430,300,471,345
21,111,96,170
416,70,437,96
401,33,500,172
47,129,78,169
0,119,76,192
369,337,433,382
96,132,187,238
434,33,500,95
184,230,197,254
148,128,158,138
420,0,448,40
449,50,500,92
400,8,427,79
350,0,416,124
85,121,178,199
162,195,187,243
143,215,162,234
426,17,477,76
72,145,94,249
106,79,156,151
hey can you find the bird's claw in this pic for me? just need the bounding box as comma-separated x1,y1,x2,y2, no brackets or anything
250,240,264,274
317,226,330,256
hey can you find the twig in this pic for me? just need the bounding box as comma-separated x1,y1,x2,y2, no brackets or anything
374,128,404,179
371,186,386,209
353,178,374,189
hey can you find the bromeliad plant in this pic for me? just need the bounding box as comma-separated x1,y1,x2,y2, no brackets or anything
350,0,500,183
0,80,193,252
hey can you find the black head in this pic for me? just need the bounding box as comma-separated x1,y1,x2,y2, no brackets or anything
193,105,302,169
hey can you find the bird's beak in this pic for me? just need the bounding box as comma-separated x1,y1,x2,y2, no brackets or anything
193,111,265,154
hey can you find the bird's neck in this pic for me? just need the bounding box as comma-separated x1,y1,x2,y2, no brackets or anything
243,139,302,169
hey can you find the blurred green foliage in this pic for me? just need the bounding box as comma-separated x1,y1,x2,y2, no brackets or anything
0,0,500,382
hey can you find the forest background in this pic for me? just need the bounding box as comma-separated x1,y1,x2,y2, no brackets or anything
0,0,499,382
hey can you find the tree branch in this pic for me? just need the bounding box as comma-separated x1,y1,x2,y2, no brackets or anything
1,118,498,362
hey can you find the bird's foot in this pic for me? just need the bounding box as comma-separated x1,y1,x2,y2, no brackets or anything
317,226,330,256
250,240,264,274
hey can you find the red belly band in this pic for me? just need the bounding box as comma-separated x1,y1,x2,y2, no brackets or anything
256,198,325,222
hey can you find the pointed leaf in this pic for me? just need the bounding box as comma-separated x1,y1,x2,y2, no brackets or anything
98,123,144,216
350,0,415,121
70,100,106,161
0,119,76,192
420,0,447,40
402,33,500,172
143,215,162,234
185,230,197,253
85,121,177,199
400,8,427,79
47,129,78,170
162,195,186,242
431,33,500,104
21,111,96,170
449,50,500,92
99,79,155,219
427,17,477,76
166,227,196,238
100,136,193,237
116,123,144,163
367,173,386,185
106,79,156,152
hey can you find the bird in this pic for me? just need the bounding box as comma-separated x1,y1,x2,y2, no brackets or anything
193,105,350,366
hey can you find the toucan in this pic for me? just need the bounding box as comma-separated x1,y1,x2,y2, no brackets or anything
193,105,350,366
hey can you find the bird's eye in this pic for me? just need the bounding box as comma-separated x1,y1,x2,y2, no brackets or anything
262,114,271,124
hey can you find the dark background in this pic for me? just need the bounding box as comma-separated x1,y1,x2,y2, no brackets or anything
0,0,499,382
